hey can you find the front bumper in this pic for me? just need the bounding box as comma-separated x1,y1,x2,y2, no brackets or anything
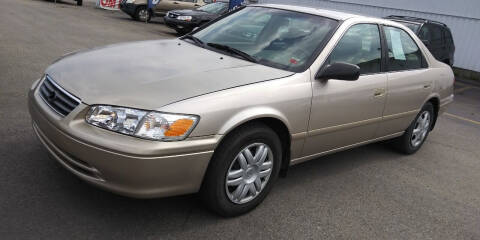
163,16,199,31
28,82,219,198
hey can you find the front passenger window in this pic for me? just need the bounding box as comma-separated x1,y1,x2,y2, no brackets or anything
328,24,382,75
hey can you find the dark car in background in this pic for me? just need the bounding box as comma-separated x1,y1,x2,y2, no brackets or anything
164,1,229,34
120,0,213,22
386,16,455,66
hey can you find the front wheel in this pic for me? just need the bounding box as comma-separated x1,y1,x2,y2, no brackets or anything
135,6,151,22
201,123,282,217
392,102,435,154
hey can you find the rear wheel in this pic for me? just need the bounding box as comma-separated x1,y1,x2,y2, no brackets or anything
201,123,282,217
392,102,435,154
76,0,82,6
135,6,151,22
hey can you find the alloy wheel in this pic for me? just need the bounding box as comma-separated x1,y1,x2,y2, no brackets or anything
411,111,430,147
225,143,274,204
138,9,149,22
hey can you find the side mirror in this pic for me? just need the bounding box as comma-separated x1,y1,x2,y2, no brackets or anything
422,39,430,46
316,62,360,81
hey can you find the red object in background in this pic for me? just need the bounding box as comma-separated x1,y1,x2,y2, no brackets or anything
290,58,298,64
100,0,120,9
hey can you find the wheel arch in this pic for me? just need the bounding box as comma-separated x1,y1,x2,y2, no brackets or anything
426,96,440,130
216,113,293,177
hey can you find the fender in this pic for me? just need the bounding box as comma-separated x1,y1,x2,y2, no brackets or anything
218,106,292,137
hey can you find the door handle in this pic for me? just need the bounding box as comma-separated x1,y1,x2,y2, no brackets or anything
423,84,432,89
194,4,200,6
373,88,386,98
173,1,179,4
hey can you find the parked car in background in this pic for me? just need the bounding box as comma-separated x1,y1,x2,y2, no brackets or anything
385,16,455,66
120,0,212,22
164,1,229,34
29,5,454,217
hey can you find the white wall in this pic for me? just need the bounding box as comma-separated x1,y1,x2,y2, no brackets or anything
259,0,480,72
332,0,480,19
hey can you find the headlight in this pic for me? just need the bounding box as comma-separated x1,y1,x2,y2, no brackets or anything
125,0,135,3
86,105,199,141
177,16,193,21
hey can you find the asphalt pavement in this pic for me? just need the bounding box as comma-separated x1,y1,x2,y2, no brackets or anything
1,0,480,239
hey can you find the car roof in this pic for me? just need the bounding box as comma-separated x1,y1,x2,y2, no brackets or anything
250,4,426,34
252,4,365,21
385,16,448,27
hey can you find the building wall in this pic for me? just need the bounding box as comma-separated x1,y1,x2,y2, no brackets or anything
258,0,480,72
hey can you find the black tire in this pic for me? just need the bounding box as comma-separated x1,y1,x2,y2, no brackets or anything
76,0,82,6
134,6,151,22
201,122,282,217
392,102,435,154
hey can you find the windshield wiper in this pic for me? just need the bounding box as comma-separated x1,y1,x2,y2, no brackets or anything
207,43,257,63
180,34,204,47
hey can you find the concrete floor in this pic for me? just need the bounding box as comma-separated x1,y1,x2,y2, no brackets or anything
1,0,479,239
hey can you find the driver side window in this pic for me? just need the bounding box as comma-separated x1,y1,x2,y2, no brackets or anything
328,24,382,75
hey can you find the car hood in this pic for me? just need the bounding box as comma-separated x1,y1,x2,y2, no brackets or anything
45,39,293,110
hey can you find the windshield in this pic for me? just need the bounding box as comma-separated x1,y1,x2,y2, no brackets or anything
192,7,339,72
197,2,228,14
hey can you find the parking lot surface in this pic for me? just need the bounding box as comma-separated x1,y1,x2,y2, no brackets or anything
1,0,480,239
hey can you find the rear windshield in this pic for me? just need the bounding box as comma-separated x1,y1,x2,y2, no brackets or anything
193,7,339,72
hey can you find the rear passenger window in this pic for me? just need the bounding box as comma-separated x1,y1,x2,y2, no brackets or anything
328,24,382,75
444,29,454,44
384,26,426,71
418,27,431,41
430,25,443,44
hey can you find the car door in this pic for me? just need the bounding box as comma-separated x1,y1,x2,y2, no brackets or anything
303,23,388,157
176,0,200,10
376,25,434,137
155,0,176,13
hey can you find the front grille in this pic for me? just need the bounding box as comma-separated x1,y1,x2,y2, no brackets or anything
39,75,81,117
